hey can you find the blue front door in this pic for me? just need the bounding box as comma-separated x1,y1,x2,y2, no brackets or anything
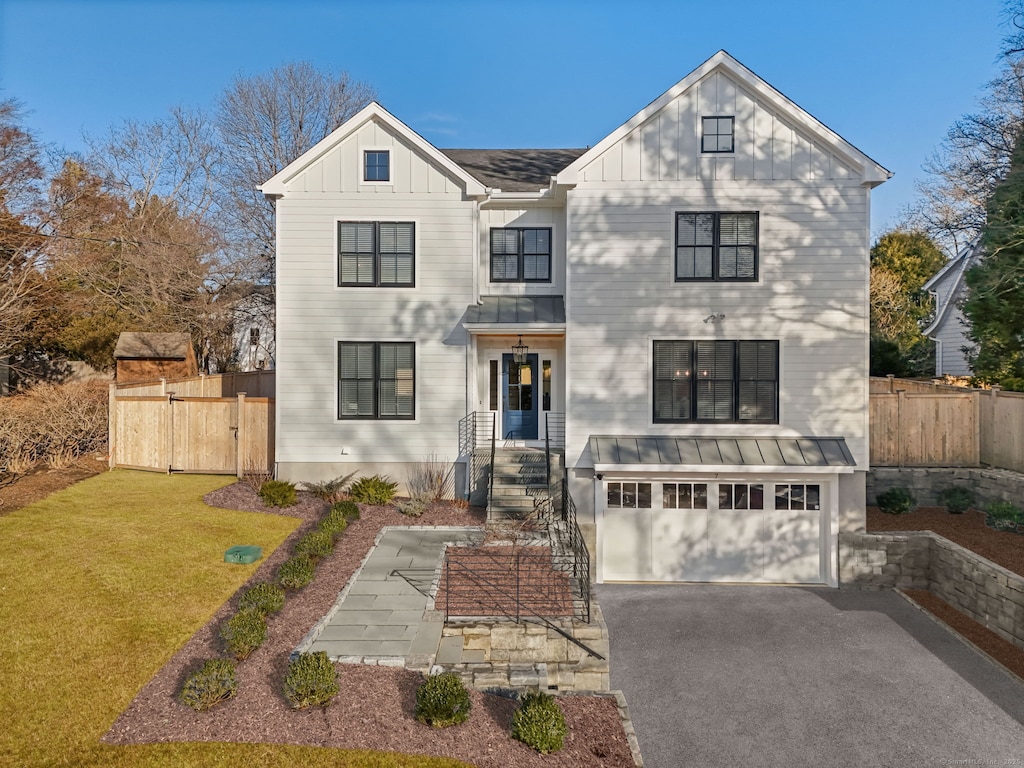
502,353,539,440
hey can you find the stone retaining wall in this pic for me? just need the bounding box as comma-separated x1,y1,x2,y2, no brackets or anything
867,466,1024,508
840,531,1024,650
438,604,611,692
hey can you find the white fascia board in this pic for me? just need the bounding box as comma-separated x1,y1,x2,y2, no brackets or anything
258,102,486,198
557,50,891,187
462,323,566,335
592,463,855,475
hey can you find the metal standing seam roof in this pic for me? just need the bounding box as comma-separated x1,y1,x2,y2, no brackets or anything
588,436,856,470
462,295,566,325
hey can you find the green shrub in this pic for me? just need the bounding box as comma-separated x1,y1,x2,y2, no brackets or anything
179,658,238,712
511,691,568,754
396,498,428,517
986,501,1022,530
876,487,916,515
938,486,975,515
220,608,267,661
302,471,358,504
258,479,297,508
283,651,339,709
294,529,334,561
318,507,349,538
238,582,285,615
415,672,471,728
349,475,398,505
331,499,361,521
277,554,315,590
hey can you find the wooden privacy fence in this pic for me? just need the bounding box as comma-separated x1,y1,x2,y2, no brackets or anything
870,376,1024,472
109,373,275,476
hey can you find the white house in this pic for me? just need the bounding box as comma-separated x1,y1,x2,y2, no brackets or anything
261,51,890,588
922,239,982,377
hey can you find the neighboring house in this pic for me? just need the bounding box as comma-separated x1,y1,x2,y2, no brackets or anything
114,332,198,383
922,239,982,377
229,286,276,372
261,51,890,587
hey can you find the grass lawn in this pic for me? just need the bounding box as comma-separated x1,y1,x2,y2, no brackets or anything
0,470,470,768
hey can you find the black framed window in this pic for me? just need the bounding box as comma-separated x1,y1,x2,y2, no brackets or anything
653,340,778,423
338,341,415,419
338,221,414,287
676,212,757,281
364,150,390,181
701,116,734,153
490,227,551,282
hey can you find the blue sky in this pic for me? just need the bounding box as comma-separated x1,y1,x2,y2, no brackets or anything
0,0,1007,244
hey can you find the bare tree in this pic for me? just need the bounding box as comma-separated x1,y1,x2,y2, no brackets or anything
215,62,376,287
0,99,48,361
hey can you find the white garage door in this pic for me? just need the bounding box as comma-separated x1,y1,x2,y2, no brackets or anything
602,480,824,583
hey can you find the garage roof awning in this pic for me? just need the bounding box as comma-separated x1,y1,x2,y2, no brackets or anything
588,435,856,474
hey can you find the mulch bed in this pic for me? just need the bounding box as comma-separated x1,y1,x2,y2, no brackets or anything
868,504,1024,683
103,483,634,768
866,505,1024,578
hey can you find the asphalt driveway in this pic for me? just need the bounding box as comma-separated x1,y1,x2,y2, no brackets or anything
597,584,1024,768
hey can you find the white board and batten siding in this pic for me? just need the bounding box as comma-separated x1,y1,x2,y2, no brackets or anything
273,115,478,479
565,64,876,581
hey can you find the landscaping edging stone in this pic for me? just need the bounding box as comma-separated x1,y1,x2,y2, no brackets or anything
840,531,1024,651
438,603,611,692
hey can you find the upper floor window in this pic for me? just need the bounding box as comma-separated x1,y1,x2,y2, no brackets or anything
653,340,778,424
490,227,551,283
338,221,414,287
364,150,390,182
701,116,734,153
675,212,758,282
338,341,415,420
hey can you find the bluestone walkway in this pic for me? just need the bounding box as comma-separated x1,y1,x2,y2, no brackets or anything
299,526,482,663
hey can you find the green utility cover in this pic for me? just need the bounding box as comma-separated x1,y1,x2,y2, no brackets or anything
224,545,262,564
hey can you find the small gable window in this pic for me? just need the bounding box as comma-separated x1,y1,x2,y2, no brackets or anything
364,150,390,182
701,116,734,153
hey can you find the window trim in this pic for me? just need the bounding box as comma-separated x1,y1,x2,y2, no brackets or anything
489,226,553,284
674,211,759,282
337,220,416,288
337,341,416,421
363,149,391,182
701,115,735,154
652,339,779,425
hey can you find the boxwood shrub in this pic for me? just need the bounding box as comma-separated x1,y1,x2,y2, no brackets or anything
277,554,316,590
511,691,568,754
220,608,267,660
283,651,339,709
179,658,238,712
415,672,471,728
876,487,915,515
238,581,286,615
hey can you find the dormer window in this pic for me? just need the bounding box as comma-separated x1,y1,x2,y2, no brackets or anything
701,116,734,153
364,150,390,182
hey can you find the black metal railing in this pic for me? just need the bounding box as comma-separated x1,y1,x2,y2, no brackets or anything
458,411,496,502
544,412,565,487
487,412,496,513
534,477,591,623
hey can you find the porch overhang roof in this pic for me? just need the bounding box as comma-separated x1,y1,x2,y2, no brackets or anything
461,295,566,335
587,435,856,474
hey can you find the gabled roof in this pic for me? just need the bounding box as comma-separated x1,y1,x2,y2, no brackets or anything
557,50,891,187
259,102,486,197
114,332,192,360
441,149,585,192
922,239,983,338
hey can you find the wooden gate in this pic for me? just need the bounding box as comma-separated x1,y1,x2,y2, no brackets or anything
110,391,274,475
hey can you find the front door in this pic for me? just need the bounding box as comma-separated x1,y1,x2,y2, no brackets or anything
502,353,538,440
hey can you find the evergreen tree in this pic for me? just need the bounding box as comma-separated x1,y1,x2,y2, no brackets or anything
964,131,1024,389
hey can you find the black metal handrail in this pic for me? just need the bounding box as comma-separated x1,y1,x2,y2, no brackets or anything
487,412,496,513
534,477,591,623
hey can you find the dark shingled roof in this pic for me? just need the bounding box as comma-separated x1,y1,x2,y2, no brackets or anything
114,332,192,360
441,149,587,192
462,295,566,325
589,436,856,469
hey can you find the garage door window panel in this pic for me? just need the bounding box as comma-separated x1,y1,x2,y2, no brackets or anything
607,482,652,509
663,482,708,509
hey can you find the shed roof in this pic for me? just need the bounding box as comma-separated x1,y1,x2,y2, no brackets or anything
588,435,855,472
441,149,585,192
462,295,566,326
114,332,193,360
